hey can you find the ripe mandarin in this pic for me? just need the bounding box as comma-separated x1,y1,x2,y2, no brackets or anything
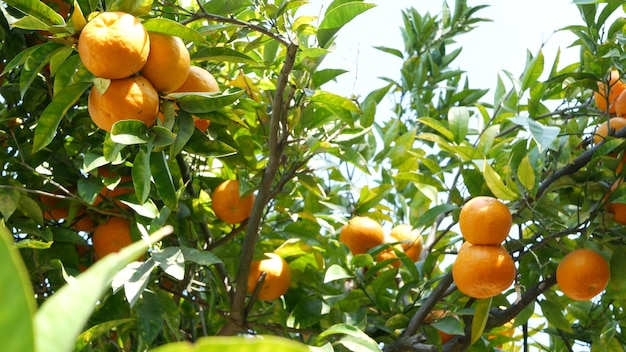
556,248,609,301
459,196,512,245
78,11,150,79
247,253,292,301
452,243,515,299
211,179,255,224
88,75,159,132
173,65,220,132
141,32,190,93
92,216,134,259
339,216,385,255
594,69,626,114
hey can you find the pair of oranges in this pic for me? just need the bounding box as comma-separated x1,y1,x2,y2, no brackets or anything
337,216,423,267
78,11,216,132
452,196,516,299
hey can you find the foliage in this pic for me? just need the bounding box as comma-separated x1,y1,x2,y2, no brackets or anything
2,0,626,351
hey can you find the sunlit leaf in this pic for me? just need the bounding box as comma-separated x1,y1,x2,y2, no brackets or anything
0,220,36,352
143,18,209,45
471,298,491,344
150,335,311,352
34,226,173,352
448,106,469,144
192,47,258,64
482,160,518,201
317,2,377,47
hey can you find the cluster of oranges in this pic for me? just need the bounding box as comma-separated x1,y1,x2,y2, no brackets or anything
78,11,217,133
337,216,423,267
452,196,515,299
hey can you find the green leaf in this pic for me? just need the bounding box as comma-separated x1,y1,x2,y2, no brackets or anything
169,112,195,157
539,300,573,333
318,323,381,352
418,117,455,142
471,298,492,344
153,247,185,280
183,129,238,158
132,147,152,204
521,50,544,91
517,155,536,191
311,91,361,113
482,159,518,201
142,18,209,45
317,2,377,47
150,151,178,210
509,116,560,152
179,247,222,266
610,247,626,294
172,89,244,114
75,319,134,351
4,0,65,26
110,120,150,145
136,290,165,345
312,68,349,87
17,193,43,225
191,47,258,64
113,260,157,308
0,187,21,219
355,185,393,214
20,43,64,98
324,264,353,283
448,106,469,144
152,126,176,148
108,0,153,16
0,220,36,352
34,226,173,352
413,203,458,231
33,82,90,153
150,335,311,352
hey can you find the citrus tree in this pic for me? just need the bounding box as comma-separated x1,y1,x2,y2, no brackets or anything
3,0,626,351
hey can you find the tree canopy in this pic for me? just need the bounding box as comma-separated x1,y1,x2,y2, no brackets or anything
2,0,626,351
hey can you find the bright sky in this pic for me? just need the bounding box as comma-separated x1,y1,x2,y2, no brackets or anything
301,0,581,102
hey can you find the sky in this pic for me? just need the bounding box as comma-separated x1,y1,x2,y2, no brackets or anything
300,0,582,104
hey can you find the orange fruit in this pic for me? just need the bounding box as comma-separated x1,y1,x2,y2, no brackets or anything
488,320,515,348
376,224,423,267
556,248,609,301
594,117,626,144
211,179,255,224
94,167,134,208
606,180,626,225
39,192,69,221
339,216,385,255
173,65,219,94
390,224,423,261
141,32,190,93
376,244,404,268
172,66,219,132
92,216,134,259
78,11,150,79
88,75,159,132
459,196,512,245
452,243,516,299
594,70,626,114
247,253,292,301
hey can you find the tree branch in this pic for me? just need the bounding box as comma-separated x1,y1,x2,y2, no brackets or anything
218,43,299,336
180,12,291,47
